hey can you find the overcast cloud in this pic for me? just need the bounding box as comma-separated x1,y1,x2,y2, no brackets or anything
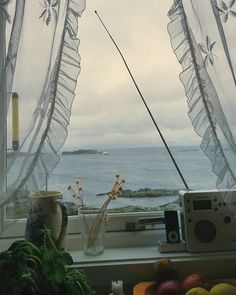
63,0,201,151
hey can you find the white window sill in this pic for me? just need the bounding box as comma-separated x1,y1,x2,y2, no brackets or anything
71,246,160,265
71,246,236,266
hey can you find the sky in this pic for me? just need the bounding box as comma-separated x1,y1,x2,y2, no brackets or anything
63,0,202,150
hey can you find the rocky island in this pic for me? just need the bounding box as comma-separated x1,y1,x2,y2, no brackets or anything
120,188,179,198
62,149,102,155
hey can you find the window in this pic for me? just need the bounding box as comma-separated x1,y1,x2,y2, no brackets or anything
2,1,217,244
48,0,217,217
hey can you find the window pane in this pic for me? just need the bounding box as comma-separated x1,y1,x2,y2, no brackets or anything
53,0,217,216
5,0,218,220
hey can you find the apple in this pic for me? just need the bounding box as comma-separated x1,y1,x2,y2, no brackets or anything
182,273,210,292
209,283,236,295
153,258,178,285
186,287,210,295
156,280,184,295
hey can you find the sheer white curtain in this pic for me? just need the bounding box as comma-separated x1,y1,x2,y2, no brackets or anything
0,0,85,232
168,0,236,203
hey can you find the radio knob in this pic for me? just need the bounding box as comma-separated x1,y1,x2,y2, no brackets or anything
224,216,231,223
194,219,216,243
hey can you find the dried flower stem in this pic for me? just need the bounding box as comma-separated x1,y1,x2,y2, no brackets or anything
68,175,125,252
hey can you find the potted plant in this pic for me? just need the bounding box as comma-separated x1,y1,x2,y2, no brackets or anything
0,229,94,295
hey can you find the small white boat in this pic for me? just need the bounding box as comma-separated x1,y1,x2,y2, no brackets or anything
101,151,109,155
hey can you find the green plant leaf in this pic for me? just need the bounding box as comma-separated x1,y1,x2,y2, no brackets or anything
41,250,55,278
8,239,26,251
55,250,73,266
10,240,42,257
54,260,66,283
65,269,94,295
0,229,94,295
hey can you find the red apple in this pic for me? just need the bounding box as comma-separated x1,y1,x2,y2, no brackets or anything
182,273,210,293
156,280,184,295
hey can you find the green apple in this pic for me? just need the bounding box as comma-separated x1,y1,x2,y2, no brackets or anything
209,283,236,295
185,287,209,295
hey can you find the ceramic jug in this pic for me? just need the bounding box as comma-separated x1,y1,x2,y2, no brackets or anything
25,190,68,248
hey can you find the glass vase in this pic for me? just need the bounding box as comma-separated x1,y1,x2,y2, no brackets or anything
79,209,106,256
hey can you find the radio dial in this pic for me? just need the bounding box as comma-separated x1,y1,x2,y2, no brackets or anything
167,230,180,243
194,219,216,243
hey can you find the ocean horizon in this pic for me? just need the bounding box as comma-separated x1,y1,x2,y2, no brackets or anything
46,146,217,209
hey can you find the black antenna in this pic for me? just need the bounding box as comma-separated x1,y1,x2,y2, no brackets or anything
95,10,189,190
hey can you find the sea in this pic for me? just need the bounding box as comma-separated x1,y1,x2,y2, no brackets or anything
47,146,218,210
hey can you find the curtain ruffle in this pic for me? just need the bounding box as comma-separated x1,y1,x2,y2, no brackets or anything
0,0,86,232
167,0,236,195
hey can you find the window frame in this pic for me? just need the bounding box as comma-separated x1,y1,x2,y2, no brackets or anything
0,6,7,235
0,210,168,250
